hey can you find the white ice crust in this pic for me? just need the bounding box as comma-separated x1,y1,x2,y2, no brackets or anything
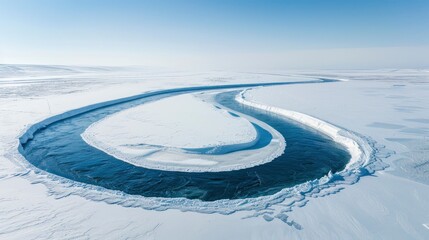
236,89,365,169
81,93,285,172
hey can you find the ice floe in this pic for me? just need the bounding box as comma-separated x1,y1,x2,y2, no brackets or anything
80,91,285,172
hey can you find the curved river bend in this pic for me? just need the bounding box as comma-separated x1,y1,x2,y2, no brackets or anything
19,80,350,201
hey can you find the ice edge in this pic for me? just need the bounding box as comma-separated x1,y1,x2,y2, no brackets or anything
236,89,365,170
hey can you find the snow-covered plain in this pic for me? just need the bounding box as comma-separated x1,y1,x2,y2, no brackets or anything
1,65,429,239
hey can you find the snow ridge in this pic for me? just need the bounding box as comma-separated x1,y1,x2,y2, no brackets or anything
236,89,366,169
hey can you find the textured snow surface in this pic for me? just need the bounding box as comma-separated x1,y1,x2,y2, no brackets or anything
245,73,429,185
1,65,429,239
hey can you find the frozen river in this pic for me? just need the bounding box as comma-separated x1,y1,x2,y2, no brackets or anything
19,82,350,201
2,65,428,239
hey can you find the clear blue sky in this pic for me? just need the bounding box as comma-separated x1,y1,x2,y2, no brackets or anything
1,0,428,69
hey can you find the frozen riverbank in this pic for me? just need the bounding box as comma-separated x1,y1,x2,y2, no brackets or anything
244,72,429,185
236,90,366,169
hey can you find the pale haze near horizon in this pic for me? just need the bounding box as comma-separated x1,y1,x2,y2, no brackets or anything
0,0,428,70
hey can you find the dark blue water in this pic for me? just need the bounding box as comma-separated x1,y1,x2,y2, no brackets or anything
20,90,350,201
